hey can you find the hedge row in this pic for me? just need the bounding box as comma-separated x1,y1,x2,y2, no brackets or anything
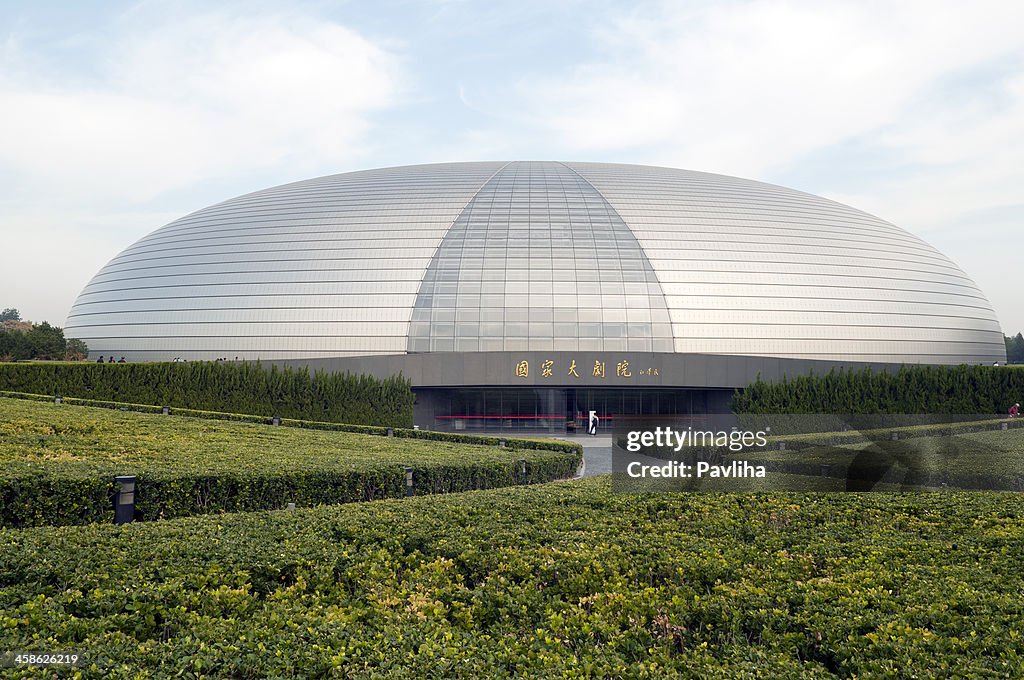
0,397,582,528
735,428,1024,491
0,361,413,427
747,414,1024,446
733,364,1024,415
1,461,578,529
2,481,1023,677
0,390,580,456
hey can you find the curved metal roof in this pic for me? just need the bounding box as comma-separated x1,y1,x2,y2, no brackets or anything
66,161,1006,364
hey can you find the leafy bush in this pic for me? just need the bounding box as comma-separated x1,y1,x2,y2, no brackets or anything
0,397,581,528
733,364,1024,415
0,361,414,426
0,390,580,457
1,480,1023,677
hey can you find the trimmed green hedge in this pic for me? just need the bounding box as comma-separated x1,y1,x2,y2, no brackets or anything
0,397,582,528
734,428,1024,491
733,364,1024,415
0,361,413,427
745,415,1024,445
2,481,1023,676
0,390,580,456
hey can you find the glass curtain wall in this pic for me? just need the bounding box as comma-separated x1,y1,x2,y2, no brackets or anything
423,388,722,432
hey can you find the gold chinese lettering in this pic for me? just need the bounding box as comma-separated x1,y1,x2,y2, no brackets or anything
568,359,579,377
515,360,529,378
541,359,554,378
593,360,605,378
617,360,631,377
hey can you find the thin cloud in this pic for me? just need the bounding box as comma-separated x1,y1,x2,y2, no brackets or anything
0,6,403,323
3,0,1021,334
484,0,1024,331
0,9,402,206
514,0,1024,177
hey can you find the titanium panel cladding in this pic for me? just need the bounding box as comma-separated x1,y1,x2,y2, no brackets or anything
65,161,1006,364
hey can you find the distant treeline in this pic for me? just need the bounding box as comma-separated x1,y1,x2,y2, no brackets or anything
0,361,414,427
1007,333,1024,364
733,364,1024,415
0,308,88,361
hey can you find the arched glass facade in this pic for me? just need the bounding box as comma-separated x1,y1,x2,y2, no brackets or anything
408,162,673,353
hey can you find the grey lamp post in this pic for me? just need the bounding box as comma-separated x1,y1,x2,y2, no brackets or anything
113,475,136,525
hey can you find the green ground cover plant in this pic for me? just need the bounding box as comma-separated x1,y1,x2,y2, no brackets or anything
1,479,1022,677
0,398,581,527
0,361,414,427
0,390,582,452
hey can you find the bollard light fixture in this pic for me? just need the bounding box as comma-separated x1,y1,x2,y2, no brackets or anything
161,406,170,415
271,415,281,426
404,466,414,496
113,475,136,525
386,427,394,437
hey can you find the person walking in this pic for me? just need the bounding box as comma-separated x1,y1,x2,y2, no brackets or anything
588,410,599,436
1010,403,1021,418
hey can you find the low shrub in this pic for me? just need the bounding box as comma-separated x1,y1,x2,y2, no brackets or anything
0,391,580,457
0,397,581,527
1,480,1022,676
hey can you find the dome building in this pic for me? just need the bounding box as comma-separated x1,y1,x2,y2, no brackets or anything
66,161,1006,431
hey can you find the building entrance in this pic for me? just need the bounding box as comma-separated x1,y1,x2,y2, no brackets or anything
414,387,733,433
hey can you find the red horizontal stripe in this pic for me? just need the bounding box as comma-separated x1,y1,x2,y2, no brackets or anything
433,414,708,420
435,414,587,420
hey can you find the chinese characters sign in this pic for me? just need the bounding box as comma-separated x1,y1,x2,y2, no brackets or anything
514,358,660,380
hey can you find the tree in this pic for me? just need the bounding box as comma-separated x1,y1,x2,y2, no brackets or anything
0,313,85,361
65,338,90,361
25,322,66,360
0,328,32,360
1006,333,1024,364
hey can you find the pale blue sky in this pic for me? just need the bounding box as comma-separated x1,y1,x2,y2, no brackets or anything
2,0,1022,334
